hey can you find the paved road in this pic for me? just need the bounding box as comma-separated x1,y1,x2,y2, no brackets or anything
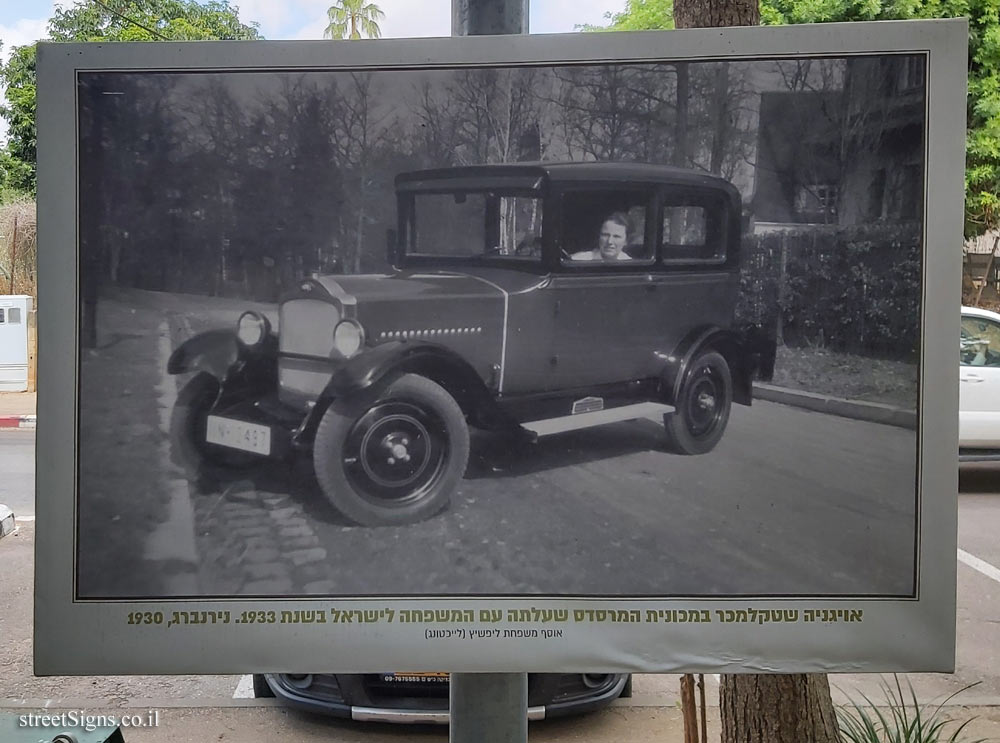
0,430,34,519
191,400,914,597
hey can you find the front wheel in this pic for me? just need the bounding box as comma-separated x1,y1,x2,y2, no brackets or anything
170,372,261,479
663,350,732,455
313,374,470,526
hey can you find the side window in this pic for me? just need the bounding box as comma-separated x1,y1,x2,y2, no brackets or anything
559,190,652,265
7,307,20,324
411,192,487,257
661,199,725,264
0,308,5,324
496,195,543,261
961,316,1000,367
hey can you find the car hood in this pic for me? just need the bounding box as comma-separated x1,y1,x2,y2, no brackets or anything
313,268,547,303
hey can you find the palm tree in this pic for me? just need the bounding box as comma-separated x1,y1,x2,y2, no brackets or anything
324,0,384,40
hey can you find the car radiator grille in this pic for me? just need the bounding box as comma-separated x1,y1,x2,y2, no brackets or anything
279,299,340,357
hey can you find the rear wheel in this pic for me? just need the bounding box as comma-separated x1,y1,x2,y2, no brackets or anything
663,350,732,455
313,374,470,526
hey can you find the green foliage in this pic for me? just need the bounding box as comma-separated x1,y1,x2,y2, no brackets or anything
0,1,262,196
838,676,987,743
325,0,385,39
580,0,675,31
738,223,922,358
47,0,262,42
0,44,37,196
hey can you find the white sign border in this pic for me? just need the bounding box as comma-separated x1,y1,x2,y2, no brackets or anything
35,19,964,675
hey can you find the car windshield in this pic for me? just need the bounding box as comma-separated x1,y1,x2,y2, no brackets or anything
404,191,543,261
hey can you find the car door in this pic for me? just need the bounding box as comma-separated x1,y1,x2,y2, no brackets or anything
959,313,1000,447
545,187,659,390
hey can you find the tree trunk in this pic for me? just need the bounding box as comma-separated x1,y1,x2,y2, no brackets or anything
720,674,840,743
674,63,689,168
672,2,840,741
674,0,759,28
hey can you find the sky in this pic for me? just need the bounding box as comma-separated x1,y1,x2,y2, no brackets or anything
0,0,626,52
0,0,627,142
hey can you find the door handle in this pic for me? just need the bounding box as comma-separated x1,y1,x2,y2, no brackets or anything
961,376,985,383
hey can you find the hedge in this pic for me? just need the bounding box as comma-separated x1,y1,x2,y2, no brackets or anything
737,223,922,361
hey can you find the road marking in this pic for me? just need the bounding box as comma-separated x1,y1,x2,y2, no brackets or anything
233,675,255,699
958,548,1000,584
15,515,34,522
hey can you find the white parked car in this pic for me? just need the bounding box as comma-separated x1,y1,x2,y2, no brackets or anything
960,305,1000,455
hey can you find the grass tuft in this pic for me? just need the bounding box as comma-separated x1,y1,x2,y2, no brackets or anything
838,676,989,743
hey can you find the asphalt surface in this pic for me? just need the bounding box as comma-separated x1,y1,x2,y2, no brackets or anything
0,430,34,520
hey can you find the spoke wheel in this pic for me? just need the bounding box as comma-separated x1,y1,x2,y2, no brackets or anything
314,374,469,526
663,350,732,455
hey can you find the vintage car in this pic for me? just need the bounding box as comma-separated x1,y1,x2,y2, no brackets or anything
168,162,775,526
252,671,631,723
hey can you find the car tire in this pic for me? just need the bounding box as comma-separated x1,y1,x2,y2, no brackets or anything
170,372,261,479
313,374,470,526
252,674,275,698
663,350,732,455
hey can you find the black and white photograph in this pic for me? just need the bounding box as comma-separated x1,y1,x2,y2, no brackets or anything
73,53,926,600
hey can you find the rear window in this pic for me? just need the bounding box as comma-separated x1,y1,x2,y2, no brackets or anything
660,195,727,265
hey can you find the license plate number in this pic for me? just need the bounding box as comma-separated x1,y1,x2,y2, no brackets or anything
382,672,449,684
205,415,271,455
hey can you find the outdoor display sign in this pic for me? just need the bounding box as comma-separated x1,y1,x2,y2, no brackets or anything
34,19,964,675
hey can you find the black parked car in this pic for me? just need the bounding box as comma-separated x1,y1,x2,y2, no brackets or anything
168,162,775,526
253,671,631,723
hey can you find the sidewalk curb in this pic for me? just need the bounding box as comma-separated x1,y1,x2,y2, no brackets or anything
754,383,916,429
0,415,36,430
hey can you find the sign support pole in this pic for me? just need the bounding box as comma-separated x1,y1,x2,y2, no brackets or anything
449,1,529,740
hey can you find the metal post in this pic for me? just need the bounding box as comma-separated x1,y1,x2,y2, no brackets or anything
449,673,528,743
449,1,530,740
452,0,529,36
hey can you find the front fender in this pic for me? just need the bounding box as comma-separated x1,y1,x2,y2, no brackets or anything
300,342,512,438
167,330,277,391
167,329,241,378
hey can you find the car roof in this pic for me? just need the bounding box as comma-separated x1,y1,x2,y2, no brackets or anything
396,161,738,194
962,305,1000,321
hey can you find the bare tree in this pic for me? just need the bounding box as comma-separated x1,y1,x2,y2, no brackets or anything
327,73,394,272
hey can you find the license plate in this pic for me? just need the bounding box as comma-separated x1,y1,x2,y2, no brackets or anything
205,415,271,455
382,672,449,684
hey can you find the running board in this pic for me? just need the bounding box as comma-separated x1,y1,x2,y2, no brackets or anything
522,402,674,437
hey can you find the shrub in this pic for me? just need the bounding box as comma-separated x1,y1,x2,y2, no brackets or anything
738,223,922,361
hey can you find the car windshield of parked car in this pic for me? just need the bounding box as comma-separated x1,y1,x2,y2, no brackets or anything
406,191,542,261
961,315,1000,367
559,189,652,266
